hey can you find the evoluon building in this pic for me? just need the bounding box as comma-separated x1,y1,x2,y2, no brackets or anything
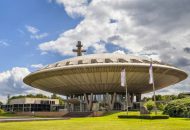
23,42,188,112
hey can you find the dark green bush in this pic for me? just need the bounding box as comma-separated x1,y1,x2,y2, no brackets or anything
118,115,169,119
163,97,190,117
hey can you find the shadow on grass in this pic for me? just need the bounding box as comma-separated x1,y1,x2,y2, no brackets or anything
180,118,190,120
103,110,140,117
103,111,121,116
0,113,16,117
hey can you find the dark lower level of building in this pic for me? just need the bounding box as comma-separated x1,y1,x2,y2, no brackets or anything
0,104,63,112
1,92,142,112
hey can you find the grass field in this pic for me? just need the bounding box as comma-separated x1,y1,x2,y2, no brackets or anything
0,112,190,130
0,113,31,118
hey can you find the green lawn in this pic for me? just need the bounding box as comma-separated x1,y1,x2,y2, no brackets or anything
0,112,190,130
0,113,31,118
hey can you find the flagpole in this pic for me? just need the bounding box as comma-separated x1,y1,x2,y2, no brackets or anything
125,79,128,115
150,58,157,115
121,68,128,115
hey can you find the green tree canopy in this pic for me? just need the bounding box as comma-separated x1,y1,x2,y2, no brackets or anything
51,93,64,105
164,97,190,117
8,94,49,104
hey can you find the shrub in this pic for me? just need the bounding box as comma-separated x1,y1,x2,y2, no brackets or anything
157,103,165,111
118,115,169,119
163,97,190,117
144,100,155,112
0,109,5,114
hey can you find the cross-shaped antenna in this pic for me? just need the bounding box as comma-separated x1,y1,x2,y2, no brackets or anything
72,41,86,56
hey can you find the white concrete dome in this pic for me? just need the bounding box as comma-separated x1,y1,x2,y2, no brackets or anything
23,53,188,95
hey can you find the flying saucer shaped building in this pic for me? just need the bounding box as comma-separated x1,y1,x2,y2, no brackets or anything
23,43,188,111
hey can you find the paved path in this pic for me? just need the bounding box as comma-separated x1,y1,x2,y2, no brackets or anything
0,117,69,122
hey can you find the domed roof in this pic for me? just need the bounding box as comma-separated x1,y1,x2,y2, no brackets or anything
24,53,188,95
40,53,169,71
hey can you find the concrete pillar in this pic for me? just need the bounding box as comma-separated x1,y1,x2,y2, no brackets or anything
106,93,110,110
110,92,116,110
64,102,68,111
88,93,93,111
84,93,93,111
136,93,141,102
80,100,83,112
23,104,24,112
130,93,134,108
106,92,117,110
30,104,32,112
71,104,74,112
123,93,131,110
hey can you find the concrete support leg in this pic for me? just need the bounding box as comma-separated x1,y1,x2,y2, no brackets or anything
71,104,74,112
84,93,93,111
124,93,131,110
110,92,116,110
106,92,116,110
88,93,93,111
64,102,68,111
106,93,110,110
23,104,24,112
80,100,83,112
130,93,134,108
136,93,142,102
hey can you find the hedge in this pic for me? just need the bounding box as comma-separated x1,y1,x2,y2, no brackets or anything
163,97,190,117
118,115,169,119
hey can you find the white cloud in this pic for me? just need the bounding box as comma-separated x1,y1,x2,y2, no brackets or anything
39,0,190,95
25,25,39,34
40,0,190,59
0,67,30,101
38,0,148,56
25,25,48,40
40,51,48,55
30,64,44,69
92,43,107,53
0,40,9,47
113,50,126,55
30,33,49,40
54,0,88,18
0,67,51,104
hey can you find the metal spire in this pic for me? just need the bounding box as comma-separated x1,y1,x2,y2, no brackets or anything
72,41,86,56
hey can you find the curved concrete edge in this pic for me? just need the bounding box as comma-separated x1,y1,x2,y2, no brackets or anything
23,63,188,86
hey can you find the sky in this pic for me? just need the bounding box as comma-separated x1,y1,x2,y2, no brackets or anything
0,0,190,103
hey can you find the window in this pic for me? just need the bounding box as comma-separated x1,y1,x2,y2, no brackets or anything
78,60,83,64
118,58,128,63
105,58,113,63
65,61,73,65
142,60,151,63
130,59,142,63
91,59,98,63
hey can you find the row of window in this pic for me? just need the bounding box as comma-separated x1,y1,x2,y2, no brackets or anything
41,100,55,105
41,58,170,70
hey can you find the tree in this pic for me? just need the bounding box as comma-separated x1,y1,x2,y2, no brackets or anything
178,93,186,99
6,94,12,104
155,95,162,101
8,94,49,103
144,100,155,112
34,94,48,98
0,101,2,105
51,93,58,99
51,94,64,105
164,97,190,117
0,109,5,114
